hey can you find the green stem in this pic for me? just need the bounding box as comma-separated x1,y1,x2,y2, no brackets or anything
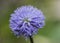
29,36,34,43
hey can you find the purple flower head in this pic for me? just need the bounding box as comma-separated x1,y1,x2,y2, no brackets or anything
9,5,45,38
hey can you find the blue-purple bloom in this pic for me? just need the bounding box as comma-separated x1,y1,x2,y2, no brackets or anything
9,5,45,37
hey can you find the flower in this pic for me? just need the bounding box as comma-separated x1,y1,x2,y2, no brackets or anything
9,5,45,38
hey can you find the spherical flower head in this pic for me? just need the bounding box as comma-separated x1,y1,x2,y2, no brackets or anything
9,5,45,38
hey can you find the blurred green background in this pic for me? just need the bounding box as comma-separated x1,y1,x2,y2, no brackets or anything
0,0,60,43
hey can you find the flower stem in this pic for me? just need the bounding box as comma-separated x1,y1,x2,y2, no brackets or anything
29,36,34,43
